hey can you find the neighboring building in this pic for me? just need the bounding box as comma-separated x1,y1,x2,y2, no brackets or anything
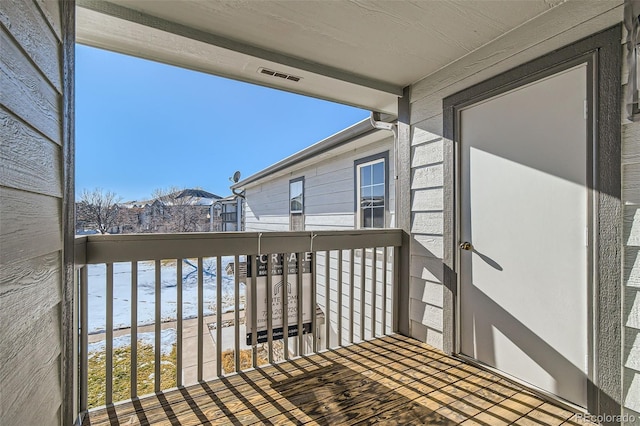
217,195,244,232
75,188,224,234
232,119,394,232
232,119,395,353
2,1,640,424
120,188,223,233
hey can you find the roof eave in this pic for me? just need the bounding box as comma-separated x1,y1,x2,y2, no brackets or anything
231,118,386,190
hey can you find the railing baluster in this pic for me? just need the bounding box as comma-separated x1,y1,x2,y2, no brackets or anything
325,250,330,350
234,255,240,372
155,260,161,393
106,263,113,405
382,247,388,335
176,259,182,387
349,249,354,345
282,253,289,361
372,248,377,339
131,262,138,398
197,257,204,382
311,251,317,354
360,248,366,341
78,230,403,410
393,246,400,333
80,266,88,412
266,254,273,364
297,252,303,356
216,256,222,377
337,250,343,347
251,255,258,368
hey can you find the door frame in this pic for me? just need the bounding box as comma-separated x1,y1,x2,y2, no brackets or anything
458,60,593,410
442,25,621,417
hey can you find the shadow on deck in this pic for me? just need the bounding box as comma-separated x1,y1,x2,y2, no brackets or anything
82,334,592,425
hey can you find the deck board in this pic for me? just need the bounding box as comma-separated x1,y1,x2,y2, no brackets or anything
83,335,595,425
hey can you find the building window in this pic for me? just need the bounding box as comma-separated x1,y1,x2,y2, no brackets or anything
289,177,304,231
355,152,388,229
221,203,237,231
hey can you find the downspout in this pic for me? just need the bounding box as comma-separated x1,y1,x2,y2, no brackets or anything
231,188,245,199
231,188,245,231
370,111,399,227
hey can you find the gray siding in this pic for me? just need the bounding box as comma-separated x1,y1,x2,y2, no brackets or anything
314,249,393,347
244,137,395,347
407,8,626,353
244,137,394,232
0,1,66,424
408,12,640,421
622,34,640,422
407,116,447,348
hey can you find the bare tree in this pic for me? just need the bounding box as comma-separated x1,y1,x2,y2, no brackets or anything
151,187,204,233
76,188,122,234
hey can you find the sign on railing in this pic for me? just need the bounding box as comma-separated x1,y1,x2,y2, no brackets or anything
75,229,402,412
245,253,313,344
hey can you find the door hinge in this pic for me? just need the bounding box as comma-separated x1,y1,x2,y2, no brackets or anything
585,226,589,246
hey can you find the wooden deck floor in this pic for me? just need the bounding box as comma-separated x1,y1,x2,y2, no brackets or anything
83,334,593,425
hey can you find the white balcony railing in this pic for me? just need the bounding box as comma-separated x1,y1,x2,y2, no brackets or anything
74,229,404,412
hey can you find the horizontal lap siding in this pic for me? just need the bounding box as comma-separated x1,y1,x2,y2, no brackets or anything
305,138,394,229
244,137,393,232
407,5,624,355
407,118,446,347
244,180,289,231
622,35,640,420
0,1,64,424
0,255,62,425
244,138,394,349
0,187,62,264
305,215,355,230
315,251,394,345
0,27,62,144
0,109,63,197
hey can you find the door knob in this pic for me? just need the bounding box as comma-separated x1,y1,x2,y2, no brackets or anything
460,242,473,251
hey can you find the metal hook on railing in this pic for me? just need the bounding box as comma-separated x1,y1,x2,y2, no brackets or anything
257,232,263,255
309,232,317,253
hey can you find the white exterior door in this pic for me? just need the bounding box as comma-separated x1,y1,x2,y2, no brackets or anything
459,64,589,408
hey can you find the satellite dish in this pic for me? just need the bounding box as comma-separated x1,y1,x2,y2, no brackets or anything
232,171,241,183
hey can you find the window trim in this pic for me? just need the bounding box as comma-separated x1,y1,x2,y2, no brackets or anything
289,176,304,230
633,45,640,117
626,9,639,120
354,151,389,229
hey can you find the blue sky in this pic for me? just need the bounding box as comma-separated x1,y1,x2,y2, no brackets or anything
75,45,369,201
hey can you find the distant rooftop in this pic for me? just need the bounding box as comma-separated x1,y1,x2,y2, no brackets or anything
176,189,222,200
122,188,224,207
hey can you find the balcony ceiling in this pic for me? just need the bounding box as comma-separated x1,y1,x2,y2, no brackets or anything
76,0,621,114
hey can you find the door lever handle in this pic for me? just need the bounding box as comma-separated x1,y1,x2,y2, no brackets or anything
459,242,473,251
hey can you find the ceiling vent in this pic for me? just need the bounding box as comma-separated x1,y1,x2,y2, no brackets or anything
258,67,302,83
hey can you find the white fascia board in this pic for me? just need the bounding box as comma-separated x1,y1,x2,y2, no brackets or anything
232,119,393,190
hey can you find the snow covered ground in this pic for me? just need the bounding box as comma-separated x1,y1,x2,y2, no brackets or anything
87,257,246,334
88,329,177,356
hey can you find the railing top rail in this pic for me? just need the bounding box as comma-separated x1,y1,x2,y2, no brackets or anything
75,229,403,265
